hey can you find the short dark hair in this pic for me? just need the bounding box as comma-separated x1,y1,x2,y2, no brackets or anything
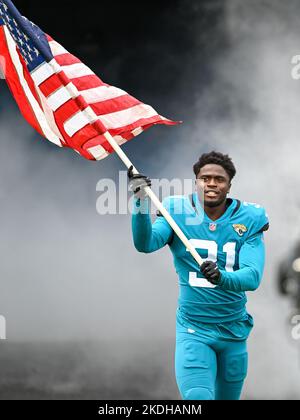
193,151,236,181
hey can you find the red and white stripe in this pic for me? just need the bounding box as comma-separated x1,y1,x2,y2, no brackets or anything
0,27,177,161
3,26,62,146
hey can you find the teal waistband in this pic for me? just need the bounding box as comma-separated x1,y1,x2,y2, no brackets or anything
176,308,253,341
178,296,247,324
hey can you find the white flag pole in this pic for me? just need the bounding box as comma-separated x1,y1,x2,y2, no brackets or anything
103,131,204,267
40,58,203,266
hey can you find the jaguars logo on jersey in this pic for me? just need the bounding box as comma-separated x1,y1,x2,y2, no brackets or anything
233,224,248,237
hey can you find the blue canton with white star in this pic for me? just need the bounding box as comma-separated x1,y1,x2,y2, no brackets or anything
0,0,53,72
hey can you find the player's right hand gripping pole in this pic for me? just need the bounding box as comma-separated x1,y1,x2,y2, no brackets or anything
128,166,152,200
127,165,204,267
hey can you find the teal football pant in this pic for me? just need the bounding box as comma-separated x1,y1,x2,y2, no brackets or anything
175,317,248,400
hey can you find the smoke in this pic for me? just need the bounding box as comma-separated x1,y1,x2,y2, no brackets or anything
161,0,300,399
0,85,177,344
222,0,300,399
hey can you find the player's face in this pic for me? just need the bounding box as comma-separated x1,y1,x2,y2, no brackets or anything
196,164,231,208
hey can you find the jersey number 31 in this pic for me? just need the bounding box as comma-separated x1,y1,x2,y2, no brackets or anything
188,239,236,288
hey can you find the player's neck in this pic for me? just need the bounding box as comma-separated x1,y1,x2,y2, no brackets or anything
204,200,228,221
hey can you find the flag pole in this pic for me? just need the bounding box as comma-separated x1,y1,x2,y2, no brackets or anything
38,59,203,266
103,131,204,267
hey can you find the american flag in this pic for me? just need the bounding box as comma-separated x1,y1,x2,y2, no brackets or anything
0,0,178,160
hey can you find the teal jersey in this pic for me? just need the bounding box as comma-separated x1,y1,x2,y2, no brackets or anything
132,193,269,324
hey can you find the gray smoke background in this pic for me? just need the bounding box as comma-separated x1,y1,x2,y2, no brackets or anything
0,0,300,399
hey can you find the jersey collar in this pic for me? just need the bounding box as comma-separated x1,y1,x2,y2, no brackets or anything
192,192,237,223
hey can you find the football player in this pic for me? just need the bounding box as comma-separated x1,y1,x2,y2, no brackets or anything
128,151,269,400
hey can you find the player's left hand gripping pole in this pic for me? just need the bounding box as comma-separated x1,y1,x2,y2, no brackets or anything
102,131,204,268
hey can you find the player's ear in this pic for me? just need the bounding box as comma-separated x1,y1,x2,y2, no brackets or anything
228,182,231,193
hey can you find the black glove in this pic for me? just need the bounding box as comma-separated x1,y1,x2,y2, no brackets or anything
200,260,221,285
128,165,151,199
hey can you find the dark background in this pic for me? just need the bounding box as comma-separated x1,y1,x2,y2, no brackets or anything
0,0,300,399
